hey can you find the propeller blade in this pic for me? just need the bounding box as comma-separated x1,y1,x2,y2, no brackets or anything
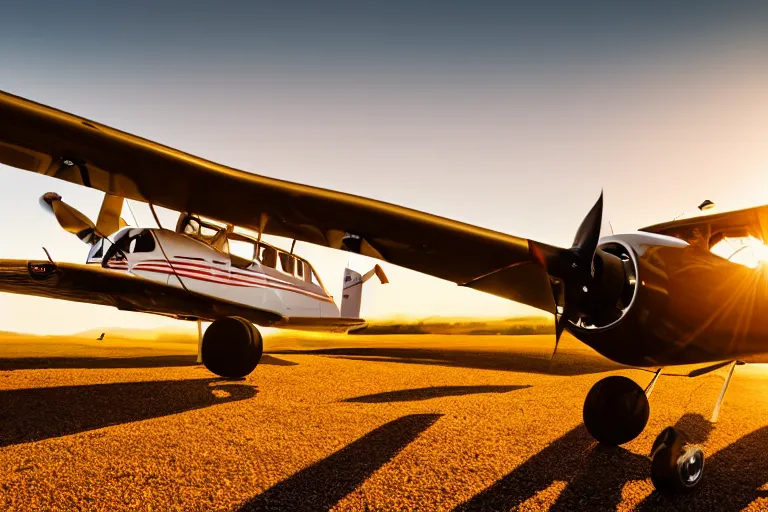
95,194,125,236
555,313,566,342
571,191,604,263
548,313,567,371
39,192,98,244
531,191,604,367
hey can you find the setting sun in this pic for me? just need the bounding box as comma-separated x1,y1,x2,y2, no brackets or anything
710,236,768,268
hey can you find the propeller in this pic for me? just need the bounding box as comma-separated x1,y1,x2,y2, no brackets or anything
530,192,604,363
40,192,127,244
40,192,99,244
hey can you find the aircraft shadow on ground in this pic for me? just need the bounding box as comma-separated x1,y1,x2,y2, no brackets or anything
456,413,768,511
268,347,622,376
237,413,442,512
0,354,296,371
343,385,531,403
0,378,257,447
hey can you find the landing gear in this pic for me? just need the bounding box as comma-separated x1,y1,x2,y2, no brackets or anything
201,316,263,378
650,427,704,493
583,375,650,446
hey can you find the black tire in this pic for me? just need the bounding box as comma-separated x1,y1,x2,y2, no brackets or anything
650,426,704,493
201,316,263,378
583,375,650,446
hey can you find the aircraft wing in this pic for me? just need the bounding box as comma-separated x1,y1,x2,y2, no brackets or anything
0,259,286,326
640,204,768,247
0,91,558,313
0,259,368,332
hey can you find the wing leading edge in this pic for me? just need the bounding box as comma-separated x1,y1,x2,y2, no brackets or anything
0,91,559,313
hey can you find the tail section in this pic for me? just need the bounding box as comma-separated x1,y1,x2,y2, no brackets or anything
340,264,389,318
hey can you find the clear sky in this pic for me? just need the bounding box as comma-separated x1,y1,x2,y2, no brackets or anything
1,1,768,333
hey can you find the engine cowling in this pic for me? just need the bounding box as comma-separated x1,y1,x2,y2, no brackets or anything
566,233,687,366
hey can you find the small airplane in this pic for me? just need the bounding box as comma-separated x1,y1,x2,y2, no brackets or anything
1,90,768,493
35,190,390,379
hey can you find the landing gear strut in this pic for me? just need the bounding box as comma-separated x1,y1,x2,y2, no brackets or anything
583,363,739,494
647,360,739,494
201,316,263,378
583,375,650,446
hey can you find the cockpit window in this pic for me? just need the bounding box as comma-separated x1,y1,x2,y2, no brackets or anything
179,214,224,241
133,231,156,252
115,229,156,254
710,236,768,268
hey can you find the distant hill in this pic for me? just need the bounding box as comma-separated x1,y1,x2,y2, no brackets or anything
353,316,554,336
0,330,30,339
73,325,197,341
0,316,553,341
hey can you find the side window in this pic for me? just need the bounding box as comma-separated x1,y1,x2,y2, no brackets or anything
278,252,296,274
229,238,256,261
295,260,304,279
200,225,219,238
259,246,277,268
311,268,322,287
304,262,313,283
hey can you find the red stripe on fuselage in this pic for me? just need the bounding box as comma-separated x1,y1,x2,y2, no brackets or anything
130,260,333,302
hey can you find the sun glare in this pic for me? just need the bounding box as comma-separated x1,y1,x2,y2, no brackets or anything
711,236,768,268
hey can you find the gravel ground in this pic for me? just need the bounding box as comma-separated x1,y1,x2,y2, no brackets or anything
2,332,768,511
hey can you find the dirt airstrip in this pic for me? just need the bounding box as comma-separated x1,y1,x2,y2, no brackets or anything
2,330,768,511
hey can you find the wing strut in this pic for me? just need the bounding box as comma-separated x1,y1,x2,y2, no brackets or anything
644,368,663,398
149,202,193,296
711,361,738,422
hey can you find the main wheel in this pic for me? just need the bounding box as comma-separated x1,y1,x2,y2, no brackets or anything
583,375,650,446
201,317,263,378
650,426,704,493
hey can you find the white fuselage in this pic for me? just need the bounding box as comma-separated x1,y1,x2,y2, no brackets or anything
89,227,341,318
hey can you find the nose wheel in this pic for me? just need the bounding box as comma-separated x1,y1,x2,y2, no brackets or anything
583,375,650,446
650,426,704,493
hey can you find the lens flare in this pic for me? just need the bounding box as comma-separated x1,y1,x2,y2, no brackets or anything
711,236,768,268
